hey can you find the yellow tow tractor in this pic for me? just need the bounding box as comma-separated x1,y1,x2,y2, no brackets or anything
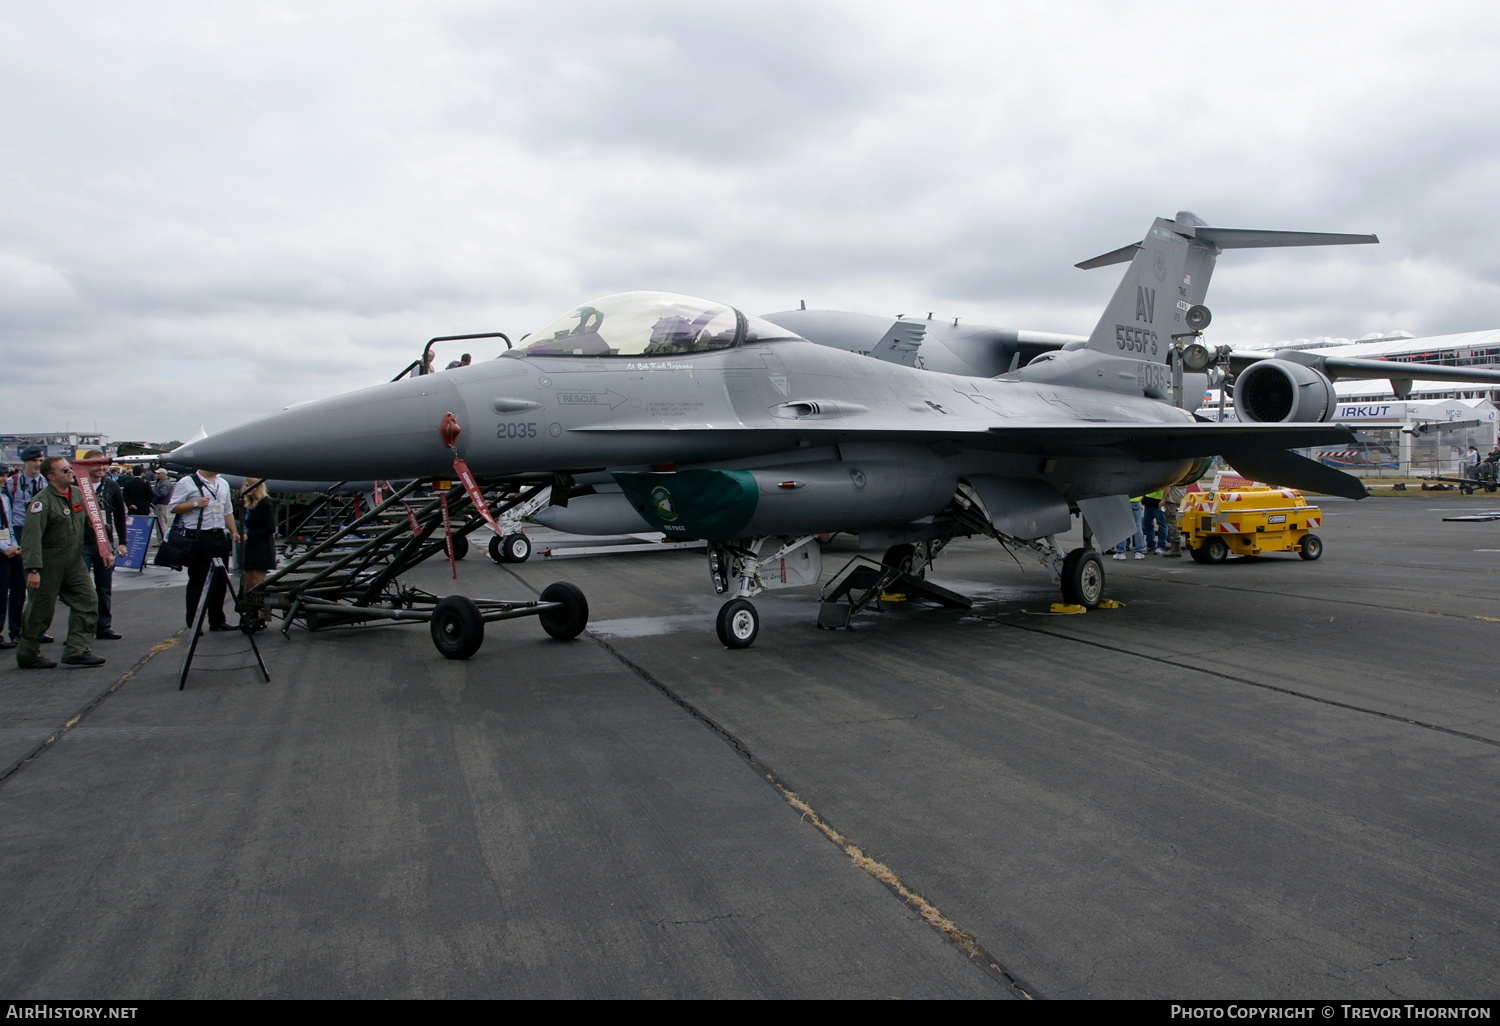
1178,478,1324,564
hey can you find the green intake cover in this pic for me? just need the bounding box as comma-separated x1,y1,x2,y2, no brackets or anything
612,469,759,541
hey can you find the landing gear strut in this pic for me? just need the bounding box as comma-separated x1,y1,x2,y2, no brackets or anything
707,536,821,649
994,533,1107,609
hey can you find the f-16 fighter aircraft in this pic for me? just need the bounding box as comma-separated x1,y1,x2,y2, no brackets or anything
176,212,1500,647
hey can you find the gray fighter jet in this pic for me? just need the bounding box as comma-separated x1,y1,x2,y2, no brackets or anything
176,212,1500,647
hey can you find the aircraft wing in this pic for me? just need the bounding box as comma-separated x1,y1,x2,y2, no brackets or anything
1402,418,1484,435
976,423,1367,498
1230,351,1500,388
575,421,1367,497
574,419,1355,455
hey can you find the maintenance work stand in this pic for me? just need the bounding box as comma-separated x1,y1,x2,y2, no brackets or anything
242,476,589,659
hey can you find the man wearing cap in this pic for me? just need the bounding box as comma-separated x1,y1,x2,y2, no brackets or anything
80,450,128,642
16,456,104,669
4,446,47,544
151,468,175,540
2,446,48,644
0,467,22,650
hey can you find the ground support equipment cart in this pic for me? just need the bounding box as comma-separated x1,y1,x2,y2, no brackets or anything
1179,484,1324,563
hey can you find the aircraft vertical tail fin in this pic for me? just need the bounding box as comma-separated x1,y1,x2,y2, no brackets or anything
1077,212,1378,359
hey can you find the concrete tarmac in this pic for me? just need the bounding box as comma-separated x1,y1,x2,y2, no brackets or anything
1,498,1497,999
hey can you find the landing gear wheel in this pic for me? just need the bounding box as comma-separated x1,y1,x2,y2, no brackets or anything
716,598,759,649
1202,537,1230,564
881,543,915,574
1298,534,1323,561
430,596,484,659
489,533,531,563
880,542,927,578
448,533,469,561
538,582,589,639
1060,548,1104,608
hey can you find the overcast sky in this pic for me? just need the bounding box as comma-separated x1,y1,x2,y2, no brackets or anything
5,1,1499,442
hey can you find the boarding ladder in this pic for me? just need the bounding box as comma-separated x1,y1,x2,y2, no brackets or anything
247,477,551,633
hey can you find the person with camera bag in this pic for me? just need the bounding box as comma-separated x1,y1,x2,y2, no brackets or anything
169,468,240,632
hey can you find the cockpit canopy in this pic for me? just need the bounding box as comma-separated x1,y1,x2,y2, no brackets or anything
515,291,804,358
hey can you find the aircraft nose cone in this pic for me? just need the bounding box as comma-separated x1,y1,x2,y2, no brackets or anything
174,374,470,480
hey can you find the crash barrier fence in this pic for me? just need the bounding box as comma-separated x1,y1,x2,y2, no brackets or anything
1337,459,1497,479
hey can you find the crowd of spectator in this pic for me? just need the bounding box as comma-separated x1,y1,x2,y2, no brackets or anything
2,448,277,666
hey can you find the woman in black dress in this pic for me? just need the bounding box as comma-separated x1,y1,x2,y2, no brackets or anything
239,479,277,630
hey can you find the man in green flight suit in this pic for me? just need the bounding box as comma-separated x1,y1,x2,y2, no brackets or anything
16,456,105,669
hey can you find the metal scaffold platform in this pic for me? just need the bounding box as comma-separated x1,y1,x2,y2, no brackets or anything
244,476,588,659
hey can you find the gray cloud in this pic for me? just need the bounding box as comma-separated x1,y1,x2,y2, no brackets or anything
443,0,890,162
4,1,1500,441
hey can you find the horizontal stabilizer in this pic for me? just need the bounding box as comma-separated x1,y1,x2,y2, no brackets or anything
1217,448,1368,500
1077,212,1378,356
1074,224,1376,271
1194,228,1379,250
1075,243,1142,270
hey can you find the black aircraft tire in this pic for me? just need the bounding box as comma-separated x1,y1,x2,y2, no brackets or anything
538,582,589,640
503,533,532,563
430,596,484,660
881,544,915,571
1298,534,1323,561
1203,537,1230,564
488,534,505,564
716,598,759,649
449,533,470,561
1060,548,1104,609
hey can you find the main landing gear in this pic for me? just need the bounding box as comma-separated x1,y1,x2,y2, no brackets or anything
1060,548,1105,607
708,536,822,649
703,530,1110,648
998,534,1105,610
